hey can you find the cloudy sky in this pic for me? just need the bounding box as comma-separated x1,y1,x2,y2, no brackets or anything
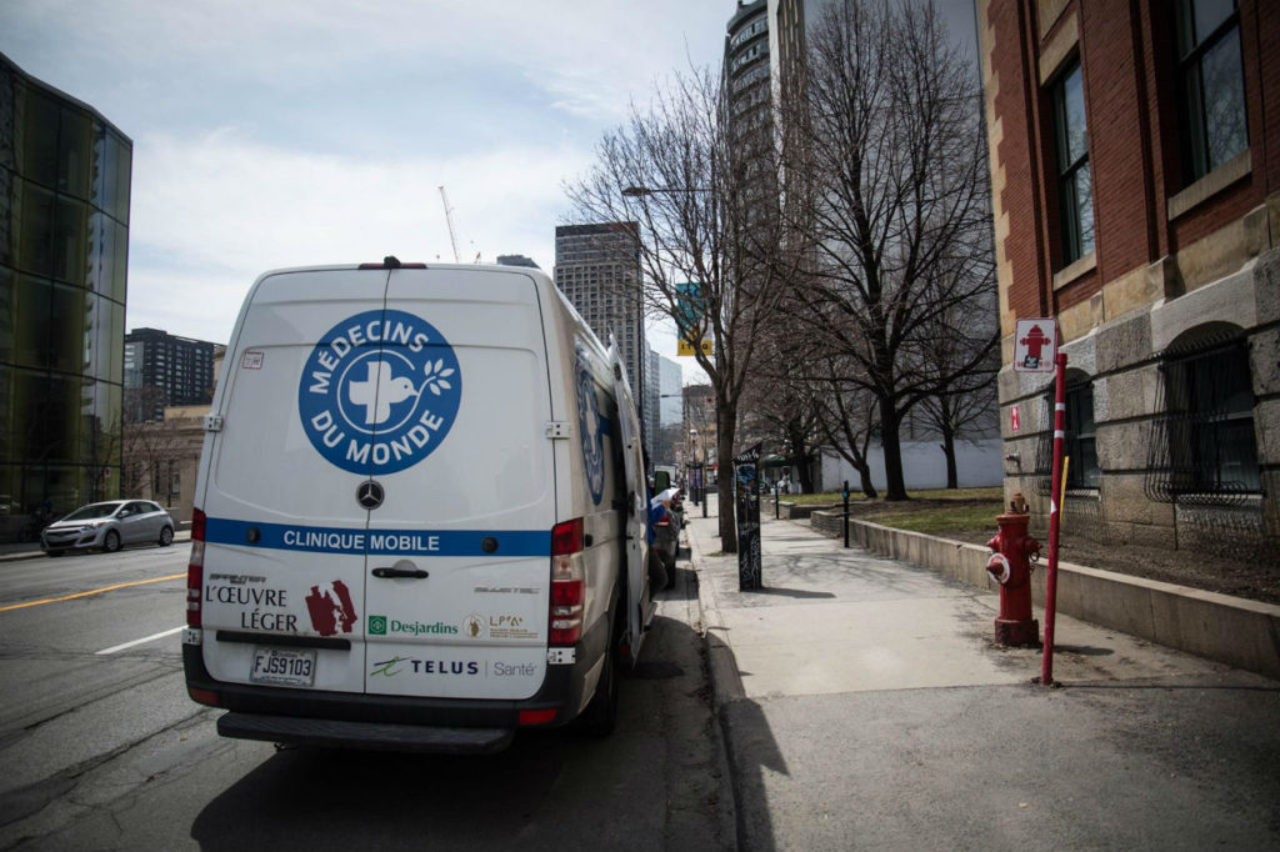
4,0,978,370
3,0,732,361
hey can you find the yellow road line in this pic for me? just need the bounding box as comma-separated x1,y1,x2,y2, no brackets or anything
0,572,186,613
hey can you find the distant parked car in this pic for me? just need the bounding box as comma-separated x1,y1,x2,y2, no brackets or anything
648,488,683,590
41,500,175,556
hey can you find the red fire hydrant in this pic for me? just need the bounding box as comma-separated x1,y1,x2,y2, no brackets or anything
985,492,1041,646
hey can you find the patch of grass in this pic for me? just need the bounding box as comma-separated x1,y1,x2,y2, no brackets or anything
871,502,1003,535
788,486,1001,504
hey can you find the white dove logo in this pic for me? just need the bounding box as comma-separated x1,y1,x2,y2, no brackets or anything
348,360,417,426
300,309,462,475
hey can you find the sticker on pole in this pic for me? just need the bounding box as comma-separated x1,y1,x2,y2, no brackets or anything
1014,318,1058,373
299,309,462,475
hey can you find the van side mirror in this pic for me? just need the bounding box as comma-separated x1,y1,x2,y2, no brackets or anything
654,471,671,492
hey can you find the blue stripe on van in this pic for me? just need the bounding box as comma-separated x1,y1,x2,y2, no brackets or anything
204,518,551,557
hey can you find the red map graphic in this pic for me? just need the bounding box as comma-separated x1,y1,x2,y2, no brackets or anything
305,580,357,636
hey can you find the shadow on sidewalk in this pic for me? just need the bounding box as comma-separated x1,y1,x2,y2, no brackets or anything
707,629,784,852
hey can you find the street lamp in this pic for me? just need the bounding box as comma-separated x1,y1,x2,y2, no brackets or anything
621,185,708,197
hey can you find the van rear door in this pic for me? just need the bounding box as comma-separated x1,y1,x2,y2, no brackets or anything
608,342,652,660
363,267,555,700
199,268,384,695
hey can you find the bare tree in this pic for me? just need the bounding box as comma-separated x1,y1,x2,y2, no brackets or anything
813,357,880,498
121,387,186,502
566,67,797,551
916,296,1000,488
779,0,997,500
740,331,826,494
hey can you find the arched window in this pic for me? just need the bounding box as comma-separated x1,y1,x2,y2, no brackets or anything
1034,370,1099,493
1145,324,1259,502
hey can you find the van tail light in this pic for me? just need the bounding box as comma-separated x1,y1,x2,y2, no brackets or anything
549,518,586,646
518,709,558,726
187,508,206,629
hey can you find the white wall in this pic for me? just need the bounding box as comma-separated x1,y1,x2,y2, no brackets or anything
819,438,1002,493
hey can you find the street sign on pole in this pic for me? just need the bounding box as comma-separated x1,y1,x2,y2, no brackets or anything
675,282,711,357
677,337,713,356
1014,318,1058,373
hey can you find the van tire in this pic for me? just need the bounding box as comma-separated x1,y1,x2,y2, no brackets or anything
158,526,174,547
103,530,121,553
647,552,668,595
578,609,620,737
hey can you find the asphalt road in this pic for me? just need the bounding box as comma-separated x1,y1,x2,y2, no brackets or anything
0,549,731,851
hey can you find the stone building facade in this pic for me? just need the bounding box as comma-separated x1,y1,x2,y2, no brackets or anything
978,0,1279,557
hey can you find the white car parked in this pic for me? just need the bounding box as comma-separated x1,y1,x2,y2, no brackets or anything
41,500,175,555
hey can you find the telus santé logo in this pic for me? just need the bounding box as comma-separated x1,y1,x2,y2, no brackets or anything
298,309,462,475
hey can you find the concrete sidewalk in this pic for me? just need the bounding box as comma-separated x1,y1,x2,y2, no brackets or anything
685,498,1280,851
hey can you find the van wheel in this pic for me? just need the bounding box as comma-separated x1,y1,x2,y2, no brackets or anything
578,611,619,737
158,526,174,547
103,530,122,553
647,552,668,595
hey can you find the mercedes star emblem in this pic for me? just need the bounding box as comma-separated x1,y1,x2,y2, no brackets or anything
357,480,385,510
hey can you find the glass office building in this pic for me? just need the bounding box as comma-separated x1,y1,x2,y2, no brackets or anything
0,53,131,541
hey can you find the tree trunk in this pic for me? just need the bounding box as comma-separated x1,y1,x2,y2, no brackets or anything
716,405,738,553
940,419,958,489
796,455,815,494
856,461,877,498
879,401,908,500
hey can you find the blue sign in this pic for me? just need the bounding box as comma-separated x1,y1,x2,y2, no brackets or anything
205,518,550,557
298,309,462,475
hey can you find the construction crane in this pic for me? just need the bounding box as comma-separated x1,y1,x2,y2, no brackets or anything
438,185,460,263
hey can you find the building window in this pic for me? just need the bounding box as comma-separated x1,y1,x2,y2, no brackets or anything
1064,381,1099,489
1164,340,1258,494
1175,0,1247,183
1051,61,1094,265
1034,375,1099,493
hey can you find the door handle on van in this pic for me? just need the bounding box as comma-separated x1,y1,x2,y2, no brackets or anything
372,566,429,579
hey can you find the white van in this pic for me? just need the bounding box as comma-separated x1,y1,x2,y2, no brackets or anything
183,258,654,753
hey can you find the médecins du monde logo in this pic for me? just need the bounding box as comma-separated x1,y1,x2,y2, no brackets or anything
299,309,463,475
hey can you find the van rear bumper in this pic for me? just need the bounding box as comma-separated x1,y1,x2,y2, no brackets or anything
183,611,608,753
217,712,514,754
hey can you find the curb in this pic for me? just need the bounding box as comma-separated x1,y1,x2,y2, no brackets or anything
684,517,755,852
0,532,194,564
687,524,748,707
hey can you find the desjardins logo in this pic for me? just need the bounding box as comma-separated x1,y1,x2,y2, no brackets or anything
368,615,458,636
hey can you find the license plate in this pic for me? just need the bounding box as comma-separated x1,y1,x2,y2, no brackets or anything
250,647,316,687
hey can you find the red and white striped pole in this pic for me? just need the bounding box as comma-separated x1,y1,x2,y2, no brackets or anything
1041,350,1068,686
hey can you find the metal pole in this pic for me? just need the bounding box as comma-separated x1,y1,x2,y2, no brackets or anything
1041,352,1067,686
775,480,780,519
842,480,850,549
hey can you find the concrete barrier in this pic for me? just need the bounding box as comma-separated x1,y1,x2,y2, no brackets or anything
808,510,1280,680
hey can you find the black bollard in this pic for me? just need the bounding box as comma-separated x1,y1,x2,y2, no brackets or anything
842,480,850,548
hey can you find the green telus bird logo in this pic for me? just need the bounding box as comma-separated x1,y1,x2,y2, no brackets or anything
370,656,404,677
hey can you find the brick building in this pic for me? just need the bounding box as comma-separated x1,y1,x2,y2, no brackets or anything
978,0,1278,556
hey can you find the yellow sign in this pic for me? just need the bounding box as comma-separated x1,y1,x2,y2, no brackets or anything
678,338,713,356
